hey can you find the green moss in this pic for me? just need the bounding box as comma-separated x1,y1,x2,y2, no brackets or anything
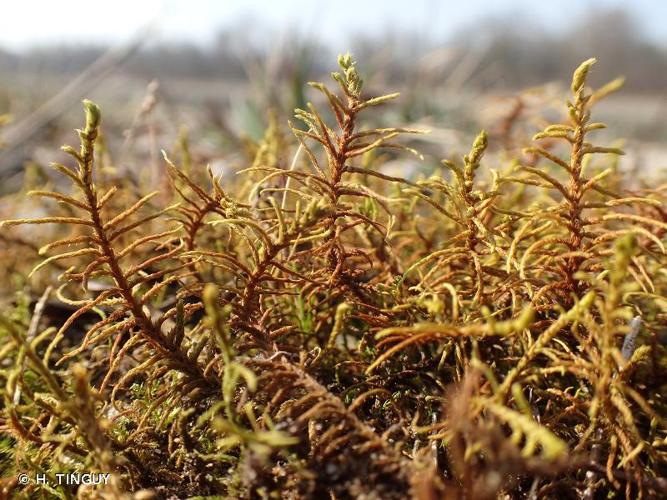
0,54,665,499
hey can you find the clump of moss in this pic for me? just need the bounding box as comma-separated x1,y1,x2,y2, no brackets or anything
0,55,665,499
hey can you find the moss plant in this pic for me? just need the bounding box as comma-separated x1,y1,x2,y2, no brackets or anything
0,55,665,499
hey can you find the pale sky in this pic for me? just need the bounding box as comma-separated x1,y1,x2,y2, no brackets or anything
1,0,665,50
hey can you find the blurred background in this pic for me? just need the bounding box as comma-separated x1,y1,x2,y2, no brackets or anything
1,0,666,190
